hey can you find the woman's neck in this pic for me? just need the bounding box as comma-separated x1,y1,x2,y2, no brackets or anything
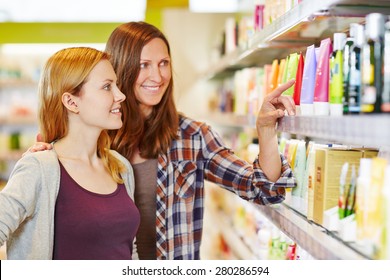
53,132,99,163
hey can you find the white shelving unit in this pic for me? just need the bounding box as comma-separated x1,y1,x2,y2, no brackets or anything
202,0,390,260
278,115,390,149
203,114,390,260
257,203,369,259
204,0,390,79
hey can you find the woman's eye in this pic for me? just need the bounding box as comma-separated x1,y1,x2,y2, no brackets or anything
103,84,111,91
140,62,148,69
160,60,170,67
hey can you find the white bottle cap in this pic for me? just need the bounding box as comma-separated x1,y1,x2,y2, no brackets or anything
300,103,314,115
330,103,343,116
333,33,347,51
314,102,330,116
254,0,265,4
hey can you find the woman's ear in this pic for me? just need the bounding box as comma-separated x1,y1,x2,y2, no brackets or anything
62,92,79,114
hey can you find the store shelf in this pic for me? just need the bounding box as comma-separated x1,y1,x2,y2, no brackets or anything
205,0,390,79
0,80,37,88
202,113,390,150
277,115,390,149
256,203,369,259
206,183,369,259
0,115,37,126
200,0,390,262
202,113,388,259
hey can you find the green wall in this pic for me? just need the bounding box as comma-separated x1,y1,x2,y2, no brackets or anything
0,0,189,43
0,22,125,44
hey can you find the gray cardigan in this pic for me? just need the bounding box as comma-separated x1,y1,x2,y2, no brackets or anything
0,149,136,259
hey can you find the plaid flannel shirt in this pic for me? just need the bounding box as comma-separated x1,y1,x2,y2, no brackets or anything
155,116,296,259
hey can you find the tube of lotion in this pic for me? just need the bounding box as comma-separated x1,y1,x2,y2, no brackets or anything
329,33,346,116
300,45,317,115
284,53,299,97
344,164,357,217
277,58,286,87
383,165,390,259
314,38,332,116
339,162,349,219
293,53,305,115
268,59,279,93
282,55,290,84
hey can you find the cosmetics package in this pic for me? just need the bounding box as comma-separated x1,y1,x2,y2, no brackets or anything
300,45,317,115
314,38,332,116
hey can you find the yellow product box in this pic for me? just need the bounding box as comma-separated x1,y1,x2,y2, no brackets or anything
313,148,362,226
351,148,379,159
362,150,379,159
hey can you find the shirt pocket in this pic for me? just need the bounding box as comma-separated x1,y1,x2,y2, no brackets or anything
173,161,197,199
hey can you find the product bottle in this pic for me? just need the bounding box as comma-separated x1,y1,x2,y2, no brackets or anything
300,45,317,115
348,24,365,114
381,21,390,112
293,53,304,114
368,158,387,258
342,24,359,114
329,32,346,116
314,38,332,116
344,165,357,217
382,165,390,259
338,162,349,219
343,36,354,114
225,17,237,54
355,158,372,245
257,224,271,259
361,13,385,113
254,0,265,32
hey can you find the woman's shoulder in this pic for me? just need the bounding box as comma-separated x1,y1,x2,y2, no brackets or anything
178,114,210,136
18,150,58,166
9,150,59,180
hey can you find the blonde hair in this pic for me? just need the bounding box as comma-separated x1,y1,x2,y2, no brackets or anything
38,47,125,183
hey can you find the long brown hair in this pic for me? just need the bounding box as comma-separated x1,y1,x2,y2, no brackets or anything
38,47,125,183
105,21,179,160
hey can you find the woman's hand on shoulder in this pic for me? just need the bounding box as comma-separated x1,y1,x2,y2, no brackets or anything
22,133,53,157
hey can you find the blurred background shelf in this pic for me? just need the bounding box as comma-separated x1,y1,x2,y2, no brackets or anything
0,150,23,161
204,0,390,79
0,115,37,126
212,209,258,260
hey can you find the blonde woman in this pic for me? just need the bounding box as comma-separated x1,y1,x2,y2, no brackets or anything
0,47,139,260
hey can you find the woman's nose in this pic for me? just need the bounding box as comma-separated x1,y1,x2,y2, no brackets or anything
149,65,162,82
114,87,126,103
